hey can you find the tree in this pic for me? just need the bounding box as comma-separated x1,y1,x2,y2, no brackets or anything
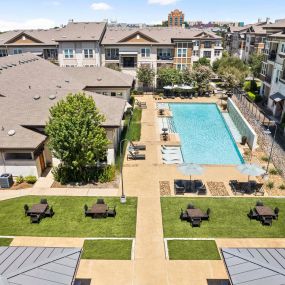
248,52,263,80
181,68,193,85
136,65,155,88
106,63,121,72
191,65,213,94
194,57,211,67
157,67,182,87
45,93,109,183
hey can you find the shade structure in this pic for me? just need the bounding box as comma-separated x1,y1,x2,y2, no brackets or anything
180,85,193,90
177,163,204,180
163,85,173,90
237,163,266,180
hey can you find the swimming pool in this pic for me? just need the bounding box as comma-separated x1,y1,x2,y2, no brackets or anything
169,103,244,165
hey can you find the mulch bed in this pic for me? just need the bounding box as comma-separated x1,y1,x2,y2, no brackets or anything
207,182,229,196
2,182,33,190
159,181,171,196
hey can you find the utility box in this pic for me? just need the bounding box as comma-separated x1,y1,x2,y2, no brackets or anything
0,173,14,188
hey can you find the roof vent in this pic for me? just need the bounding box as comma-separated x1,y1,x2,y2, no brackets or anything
97,77,102,81
56,85,62,88
49,94,56,100
65,80,70,83
33,95,40,100
8,130,16,136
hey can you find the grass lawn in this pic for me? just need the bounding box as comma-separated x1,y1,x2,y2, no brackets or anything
82,239,132,260
0,196,137,237
0,238,13,246
161,197,285,238
168,240,221,260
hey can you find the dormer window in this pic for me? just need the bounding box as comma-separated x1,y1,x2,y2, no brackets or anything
136,34,140,39
22,35,26,40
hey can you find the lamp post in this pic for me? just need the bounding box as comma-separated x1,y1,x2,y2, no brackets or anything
119,138,128,204
263,122,278,179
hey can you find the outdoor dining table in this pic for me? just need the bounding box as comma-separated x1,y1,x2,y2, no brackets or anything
90,204,108,218
186,208,204,219
29,204,48,215
255,206,274,217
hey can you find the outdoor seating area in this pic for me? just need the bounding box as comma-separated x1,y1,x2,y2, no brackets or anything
84,199,117,219
161,145,183,164
24,198,54,224
136,100,147,109
180,203,210,227
230,180,264,195
174,179,207,195
247,201,279,226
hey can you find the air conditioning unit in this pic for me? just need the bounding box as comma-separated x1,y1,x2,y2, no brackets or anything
0,173,14,188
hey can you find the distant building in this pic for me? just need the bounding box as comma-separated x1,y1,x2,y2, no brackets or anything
168,9,184,27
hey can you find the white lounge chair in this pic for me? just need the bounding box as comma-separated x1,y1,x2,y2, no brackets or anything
162,145,180,150
163,160,183,164
161,149,180,155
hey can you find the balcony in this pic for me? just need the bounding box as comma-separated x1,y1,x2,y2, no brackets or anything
105,55,119,61
157,55,173,61
265,75,272,84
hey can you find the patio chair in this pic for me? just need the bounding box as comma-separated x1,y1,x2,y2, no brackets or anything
256,201,264,207
248,208,258,220
202,208,211,220
84,204,92,217
229,180,239,194
45,207,54,218
40,198,48,204
174,180,185,195
187,203,195,209
107,206,117,217
30,214,41,224
274,207,279,220
130,141,146,151
24,204,30,216
97,199,105,204
255,183,265,196
158,109,165,116
180,208,188,221
197,185,207,195
191,218,201,227
262,216,272,226
127,151,146,160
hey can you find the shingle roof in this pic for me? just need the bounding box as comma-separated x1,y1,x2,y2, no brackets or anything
264,20,285,29
269,31,285,39
101,27,221,45
0,246,81,285
221,248,285,285
63,66,134,88
0,53,126,150
55,22,107,41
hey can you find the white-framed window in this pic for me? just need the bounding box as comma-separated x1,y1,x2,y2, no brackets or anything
105,48,119,60
193,50,199,56
177,64,187,71
193,40,200,46
215,41,222,47
141,48,151,58
261,63,267,76
64,49,74,59
281,43,285,53
13,48,22,55
0,49,7,57
204,41,212,48
177,48,187,57
157,48,173,59
214,50,221,57
84,49,93,58
203,51,211,58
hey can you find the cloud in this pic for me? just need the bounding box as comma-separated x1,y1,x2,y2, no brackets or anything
0,18,56,31
91,2,112,11
148,0,179,5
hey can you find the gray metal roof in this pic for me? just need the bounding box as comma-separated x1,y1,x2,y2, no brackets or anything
270,92,285,101
221,248,285,285
0,246,81,285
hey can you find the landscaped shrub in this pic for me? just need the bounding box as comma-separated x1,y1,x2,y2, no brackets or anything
247,91,256,102
261,156,269,162
279,184,285,190
131,89,138,95
98,165,116,183
24,176,37,184
244,81,251,92
269,168,279,175
15,176,24,184
254,95,263,103
130,95,135,106
267,181,274,189
250,80,258,92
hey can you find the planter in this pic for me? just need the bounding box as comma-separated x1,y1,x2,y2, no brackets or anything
241,136,247,145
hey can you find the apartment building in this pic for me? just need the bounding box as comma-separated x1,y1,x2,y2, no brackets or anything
260,20,285,121
168,9,185,27
101,27,223,86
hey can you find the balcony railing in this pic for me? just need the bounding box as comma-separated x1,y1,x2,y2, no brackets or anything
105,56,119,60
265,75,272,84
157,56,173,61
268,51,277,61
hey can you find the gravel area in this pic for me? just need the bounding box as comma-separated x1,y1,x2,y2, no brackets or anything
159,181,171,196
207,182,229,196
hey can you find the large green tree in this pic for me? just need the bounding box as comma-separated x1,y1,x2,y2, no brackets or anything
136,65,155,87
45,93,109,182
248,52,263,80
194,57,211,67
157,67,182,86
191,65,213,94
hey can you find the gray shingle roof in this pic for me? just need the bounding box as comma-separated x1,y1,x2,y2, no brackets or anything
0,246,81,285
221,248,285,285
63,66,134,88
0,53,126,150
264,20,285,29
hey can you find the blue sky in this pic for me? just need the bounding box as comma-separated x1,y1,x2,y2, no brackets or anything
0,0,284,31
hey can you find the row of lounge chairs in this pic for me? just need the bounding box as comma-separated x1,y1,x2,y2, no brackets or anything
174,179,207,195
136,101,147,109
162,146,183,164
127,142,146,160
230,180,264,195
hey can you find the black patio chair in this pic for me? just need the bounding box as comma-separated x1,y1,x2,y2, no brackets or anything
229,180,239,195
202,208,211,220
40,198,48,204
197,185,207,195
24,204,30,216
107,206,116,217
174,180,185,195
180,208,188,221
84,204,92,217
262,216,272,226
191,218,201,227
248,208,258,220
45,207,54,218
30,214,41,224
187,203,195,209
256,201,264,207
97,199,105,204
274,207,279,220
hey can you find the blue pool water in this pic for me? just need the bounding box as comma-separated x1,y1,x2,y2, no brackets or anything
169,103,244,165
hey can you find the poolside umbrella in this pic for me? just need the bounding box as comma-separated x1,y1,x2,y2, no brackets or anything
177,163,204,181
237,163,266,181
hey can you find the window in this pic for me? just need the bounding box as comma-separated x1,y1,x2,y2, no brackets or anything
64,49,74,59
4,152,33,160
193,40,200,47
157,48,173,59
214,50,221,57
0,49,7,57
84,49,93,58
203,51,211,58
177,48,187,57
111,92,116,97
204,41,212,48
276,70,280,83
261,63,267,76
193,50,199,56
177,64,186,71
141,48,150,58
105,48,119,60
13,49,22,55
281,43,285,53
215,41,222,47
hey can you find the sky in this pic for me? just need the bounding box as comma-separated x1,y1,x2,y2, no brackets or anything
0,0,285,31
